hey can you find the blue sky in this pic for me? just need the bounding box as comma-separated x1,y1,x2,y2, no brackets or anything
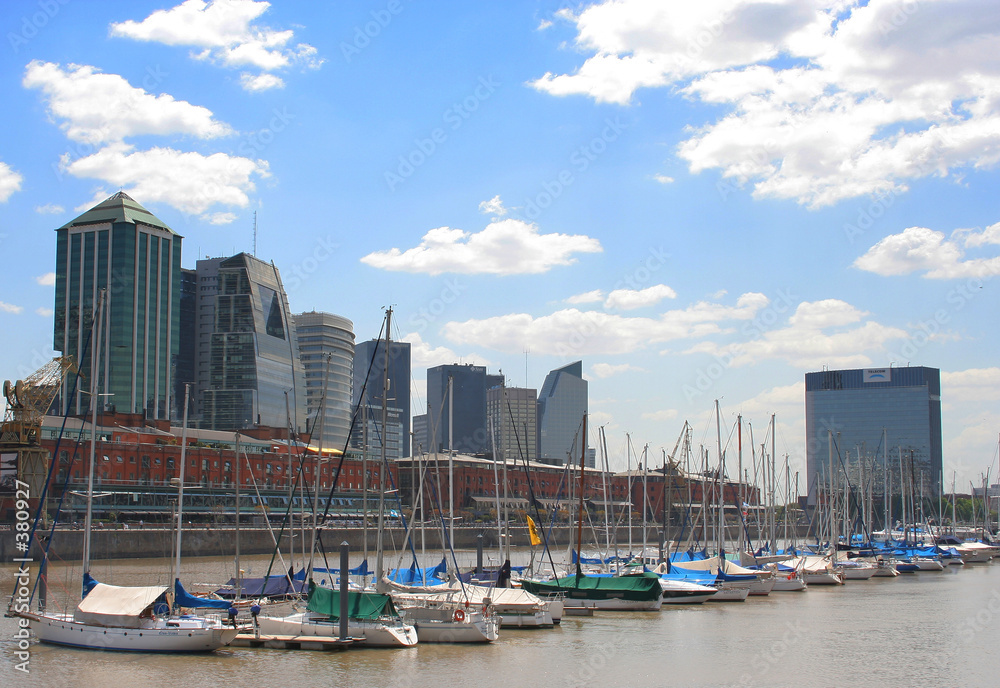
1,0,998,493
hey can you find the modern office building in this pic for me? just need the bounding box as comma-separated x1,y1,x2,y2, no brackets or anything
201,253,306,432
537,361,589,466
804,366,943,504
486,383,537,462
426,363,488,455
352,339,411,458
53,192,182,419
175,267,197,417
293,311,355,451
411,413,428,455
191,256,225,420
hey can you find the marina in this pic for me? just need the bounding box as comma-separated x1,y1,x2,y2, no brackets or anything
3,549,999,686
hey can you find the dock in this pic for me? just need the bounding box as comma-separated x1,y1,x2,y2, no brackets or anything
230,633,362,651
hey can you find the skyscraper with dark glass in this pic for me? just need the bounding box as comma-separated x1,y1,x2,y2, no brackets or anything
201,253,305,432
805,366,942,504
352,338,411,458
293,311,355,450
426,363,487,455
537,361,589,465
53,192,181,419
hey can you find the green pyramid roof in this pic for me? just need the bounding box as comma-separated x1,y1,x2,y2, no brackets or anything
59,192,175,234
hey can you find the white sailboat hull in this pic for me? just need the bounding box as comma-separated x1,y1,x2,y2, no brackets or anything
25,612,238,652
258,612,417,647
770,575,807,591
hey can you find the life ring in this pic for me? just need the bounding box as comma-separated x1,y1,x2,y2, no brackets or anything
453,609,466,623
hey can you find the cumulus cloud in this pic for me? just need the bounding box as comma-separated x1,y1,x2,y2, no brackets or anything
854,224,1000,279
23,61,232,145
0,302,23,314
400,331,490,370
441,292,768,356
604,284,676,310
36,307,54,317
534,0,1000,208
240,72,285,91
684,299,907,368
201,211,239,225
566,290,604,305
0,161,23,202
61,145,268,215
641,408,678,422
35,204,64,215
35,273,56,286
361,217,602,275
111,0,322,91
653,174,674,184
592,362,644,378
942,367,1000,403
478,195,508,217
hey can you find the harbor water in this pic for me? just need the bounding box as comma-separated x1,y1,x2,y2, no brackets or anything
2,551,999,687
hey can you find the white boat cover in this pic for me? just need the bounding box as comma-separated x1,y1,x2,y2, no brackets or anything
74,582,169,628
383,579,545,610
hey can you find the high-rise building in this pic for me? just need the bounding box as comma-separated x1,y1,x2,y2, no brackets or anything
53,192,181,419
201,253,306,432
175,268,197,417
537,361,589,465
352,339,411,458
426,363,487,455
411,413,428,456
805,366,943,504
192,256,225,420
293,311,355,450
486,383,537,462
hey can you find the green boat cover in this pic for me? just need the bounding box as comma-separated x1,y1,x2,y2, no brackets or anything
520,573,662,601
306,582,399,620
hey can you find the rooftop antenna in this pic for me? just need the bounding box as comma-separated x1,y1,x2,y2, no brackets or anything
252,211,258,257
524,346,530,388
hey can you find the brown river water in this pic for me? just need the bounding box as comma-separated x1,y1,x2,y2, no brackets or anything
2,549,999,687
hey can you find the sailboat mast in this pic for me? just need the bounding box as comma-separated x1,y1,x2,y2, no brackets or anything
575,414,587,577
375,308,391,592
306,353,331,581
82,289,105,579
174,383,191,590
235,433,241,599
448,375,454,548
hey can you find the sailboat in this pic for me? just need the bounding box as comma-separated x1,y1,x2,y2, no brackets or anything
14,292,238,652
519,415,663,611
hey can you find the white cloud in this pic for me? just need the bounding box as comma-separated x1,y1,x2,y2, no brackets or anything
566,290,604,304
942,367,1000,403
684,299,907,369
61,145,269,215
36,307,53,317
535,0,1000,208
35,204,64,215
537,19,553,31
240,72,284,91
604,284,676,310
854,224,1000,279
400,331,490,370
0,302,23,314
653,174,674,184
478,195,508,217
35,273,56,286
0,161,23,202
111,0,322,91
23,61,232,146
200,211,239,225
361,217,602,275
592,362,643,378
442,292,768,356
641,408,678,422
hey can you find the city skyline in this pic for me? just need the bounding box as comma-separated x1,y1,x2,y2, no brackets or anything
1,1,998,489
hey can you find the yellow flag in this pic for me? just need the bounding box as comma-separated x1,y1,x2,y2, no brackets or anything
526,515,541,546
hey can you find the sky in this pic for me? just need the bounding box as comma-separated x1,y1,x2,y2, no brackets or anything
1,0,998,495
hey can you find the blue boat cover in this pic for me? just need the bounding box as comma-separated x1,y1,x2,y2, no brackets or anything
387,559,448,585
175,579,232,609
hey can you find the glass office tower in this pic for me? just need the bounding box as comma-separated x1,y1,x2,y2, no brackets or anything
426,363,487,455
293,311,355,450
201,253,306,432
537,361,589,465
805,366,942,504
53,192,181,419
